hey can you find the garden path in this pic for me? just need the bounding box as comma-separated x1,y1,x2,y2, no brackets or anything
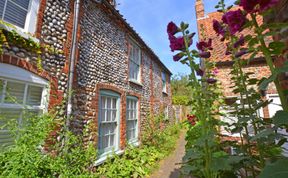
148,130,193,178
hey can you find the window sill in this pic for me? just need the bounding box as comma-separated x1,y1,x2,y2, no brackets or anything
0,23,39,43
129,79,143,87
95,149,124,166
128,140,140,147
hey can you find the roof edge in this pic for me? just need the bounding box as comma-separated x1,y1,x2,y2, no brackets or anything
101,0,173,75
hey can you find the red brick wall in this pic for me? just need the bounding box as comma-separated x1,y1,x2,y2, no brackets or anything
0,54,61,110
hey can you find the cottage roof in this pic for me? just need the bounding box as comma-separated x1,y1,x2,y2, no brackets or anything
99,0,173,75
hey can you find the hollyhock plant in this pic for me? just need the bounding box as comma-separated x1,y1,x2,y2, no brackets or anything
212,68,219,75
239,0,260,13
167,21,179,36
213,20,226,36
259,0,279,12
222,9,247,35
168,35,185,52
235,49,249,58
196,39,213,51
196,69,204,77
240,0,279,13
207,78,217,84
233,35,245,48
173,53,183,61
199,51,211,58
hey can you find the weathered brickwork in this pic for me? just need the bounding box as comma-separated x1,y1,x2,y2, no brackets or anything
0,0,173,152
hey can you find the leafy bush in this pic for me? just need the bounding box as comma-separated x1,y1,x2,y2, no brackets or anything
0,112,181,177
0,113,97,177
94,123,181,177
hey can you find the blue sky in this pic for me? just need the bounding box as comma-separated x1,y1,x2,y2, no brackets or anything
117,0,235,76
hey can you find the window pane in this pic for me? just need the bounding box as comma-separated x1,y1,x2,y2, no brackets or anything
109,134,114,147
101,96,106,109
106,110,111,121
4,81,25,104
0,108,22,147
11,0,30,9
0,1,5,19
112,98,117,109
26,85,43,106
4,1,28,28
112,110,116,121
107,98,111,109
102,135,109,149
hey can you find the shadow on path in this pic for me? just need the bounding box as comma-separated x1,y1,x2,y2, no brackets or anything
149,130,193,178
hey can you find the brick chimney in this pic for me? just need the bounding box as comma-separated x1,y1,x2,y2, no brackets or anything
195,0,205,20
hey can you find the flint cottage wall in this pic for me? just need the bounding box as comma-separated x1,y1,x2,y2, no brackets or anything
0,0,173,151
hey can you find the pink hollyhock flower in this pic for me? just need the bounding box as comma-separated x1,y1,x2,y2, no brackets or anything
167,21,179,36
259,0,279,12
168,35,185,52
207,78,217,84
196,38,213,51
233,35,245,48
213,20,226,36
168,33,194,52
212,68,219,75
239,0,260,13
222,9,247,35
173,53,183,61
199,51,211,58
196,69,204,76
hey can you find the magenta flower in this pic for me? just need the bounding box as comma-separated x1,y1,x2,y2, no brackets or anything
196,69,204,76
239,0,260,13
196,39,213,51
213,20,226,36
222,9,247,35
212,68,219,75
233,35,245,48
259,0,279,12
207,78,217,84
240,0,279,13
199,51,211,58
168,35,185,52
173,53,183,61
167,22,179,36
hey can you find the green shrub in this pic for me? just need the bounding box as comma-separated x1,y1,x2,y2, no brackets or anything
0,113,97,177
0,112,180,177
94,123,181,177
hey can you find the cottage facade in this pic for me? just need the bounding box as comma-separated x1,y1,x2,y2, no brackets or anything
0,0,173,162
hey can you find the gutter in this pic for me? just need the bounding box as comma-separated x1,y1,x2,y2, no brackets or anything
66,0,81,127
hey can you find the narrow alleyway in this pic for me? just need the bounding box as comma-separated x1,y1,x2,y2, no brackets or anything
149,130,192,178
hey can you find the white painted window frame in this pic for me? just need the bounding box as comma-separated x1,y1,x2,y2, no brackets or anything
98,90,121,157
128,39,141,84
1,0,40,34
0,63,49,147
126,96,139,145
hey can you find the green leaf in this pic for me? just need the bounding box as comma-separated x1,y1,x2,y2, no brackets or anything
258,73,277,90
259,158,288,178
262,22,288,30
269,41,285,55
272,110,288,126
183,149,201,161
250,128,275,141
